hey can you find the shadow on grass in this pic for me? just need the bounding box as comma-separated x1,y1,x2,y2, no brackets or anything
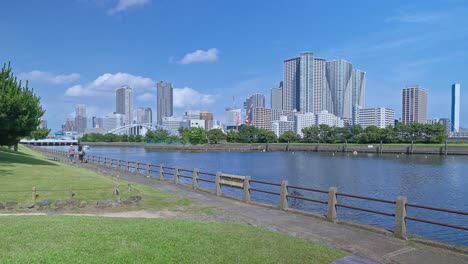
0,150,58,166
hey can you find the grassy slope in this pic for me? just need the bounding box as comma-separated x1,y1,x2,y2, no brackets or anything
0,216,346,263
0,146,191,210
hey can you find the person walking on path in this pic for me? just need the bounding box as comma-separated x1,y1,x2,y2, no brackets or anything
78,145,85,163
68,145,75,163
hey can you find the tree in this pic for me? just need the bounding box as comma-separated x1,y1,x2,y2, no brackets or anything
279,131,300,143
226,130,240,143
238,126,259,143
207,129,226,144
257,129,277,143
0,62,45,148
28,128,51,140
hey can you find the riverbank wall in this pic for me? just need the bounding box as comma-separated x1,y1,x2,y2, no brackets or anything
83,142,468,155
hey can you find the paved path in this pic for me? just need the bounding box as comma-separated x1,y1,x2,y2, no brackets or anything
77,163,467,264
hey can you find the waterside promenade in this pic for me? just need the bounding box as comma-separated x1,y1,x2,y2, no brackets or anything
33,147,468,264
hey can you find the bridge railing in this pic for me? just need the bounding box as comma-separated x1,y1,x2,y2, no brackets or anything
33,146,468,242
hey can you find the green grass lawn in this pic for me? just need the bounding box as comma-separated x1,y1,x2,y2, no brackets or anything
0,216,346,263
0,146,192,211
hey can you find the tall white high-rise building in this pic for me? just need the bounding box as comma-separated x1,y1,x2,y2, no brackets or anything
157,81,173,125
271,82,283,109
325,60,353,119
102,113,124,132
352,70,366,109
74,104,87,134
116,85,133,126
451,83,460,133
137,107,152,124
402,85,427,124
299,52,326,113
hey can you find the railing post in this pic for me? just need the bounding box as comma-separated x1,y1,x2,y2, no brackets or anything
117,159,121,170
32,187,37,201
327,187,337,222
146,163,150,178
174,166,180,184
394,196,407,239
125,160,129,172
243,176,251,202
135,161,140,175
159,164,164,180
192,168,199,189
280,180,288,210
103,157,107,166
215,172,222,196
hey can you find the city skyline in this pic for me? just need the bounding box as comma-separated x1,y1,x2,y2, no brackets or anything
1,1,467,130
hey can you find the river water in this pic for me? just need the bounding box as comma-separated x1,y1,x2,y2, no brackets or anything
44,145,468,246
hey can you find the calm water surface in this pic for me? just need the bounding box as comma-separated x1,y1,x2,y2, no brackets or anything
47,146,468,246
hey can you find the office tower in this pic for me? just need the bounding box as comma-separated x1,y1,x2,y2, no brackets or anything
283,57,301,111
102,113,124,132
92,117,104,129
352,70,366,109
157,81,173,125
295,113,316,137
116,85,133,126
162,116,183,131
271,82,283,109
184,110,201,120
451,84,460,133
439,118,452,135
200,111,214,130
62,118,75,132
225,108,242,127
252,107,272,130
402,85,428,124
271,116,294,137
299,52,326,113
356,108,395,129
325,60,353,119
74,104,87,134
244,93,266,123
137,107,152,124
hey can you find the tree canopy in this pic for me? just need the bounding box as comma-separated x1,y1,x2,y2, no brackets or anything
0,62,45,147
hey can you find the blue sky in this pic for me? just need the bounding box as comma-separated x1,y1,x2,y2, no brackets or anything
1,0,468,130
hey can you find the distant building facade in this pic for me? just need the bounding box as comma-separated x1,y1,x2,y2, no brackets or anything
402,85,427,124
74,104,87,134
356,108,395,129
137,107,152,124
116,85,133,126
157,81,173,125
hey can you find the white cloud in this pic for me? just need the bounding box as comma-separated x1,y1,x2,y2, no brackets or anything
18,70,80,85
173,87,215,108
179,48,219,65
108,0,150,14
136,92,155,102
65,72,154,97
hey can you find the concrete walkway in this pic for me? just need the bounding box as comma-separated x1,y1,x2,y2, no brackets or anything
78,163,467,264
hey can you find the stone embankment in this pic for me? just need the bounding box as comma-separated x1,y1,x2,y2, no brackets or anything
84,142,468,155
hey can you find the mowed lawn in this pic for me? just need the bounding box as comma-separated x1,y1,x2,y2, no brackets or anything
0,146,191,210
0,216,347,263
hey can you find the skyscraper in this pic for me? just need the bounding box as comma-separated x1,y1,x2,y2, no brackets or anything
225,108,242,128
325,60,353,118
116,85,133,126
244,93,266,123
283,57,300,111
352,70,366,109
299,52,326,113
451,83,460,133
402,85,428,124
271,82,283,109
74,104,87,133
137,107,152,124
157,81,173,125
